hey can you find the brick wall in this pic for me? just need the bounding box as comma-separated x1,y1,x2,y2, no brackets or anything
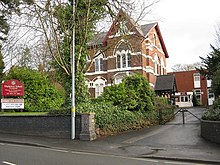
201,120,220,144
0,115,81,139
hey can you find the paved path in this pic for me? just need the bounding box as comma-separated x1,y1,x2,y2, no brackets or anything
0,107,220,164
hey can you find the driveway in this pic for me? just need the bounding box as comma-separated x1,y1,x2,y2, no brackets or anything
99,107,220,162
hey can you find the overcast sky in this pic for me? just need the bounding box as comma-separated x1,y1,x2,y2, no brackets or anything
144,0,220,71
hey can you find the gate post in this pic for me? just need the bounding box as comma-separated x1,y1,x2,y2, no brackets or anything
79,113,96,141
182,109,185,124
159,109,163,125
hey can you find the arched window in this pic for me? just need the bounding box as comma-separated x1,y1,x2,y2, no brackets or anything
94,77,106,98
95,51,104,72
154,54,159,75
115,42,132,69
113,72,133,84
160,58,165,75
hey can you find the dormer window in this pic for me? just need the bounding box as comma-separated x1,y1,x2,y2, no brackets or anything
95,51,104,72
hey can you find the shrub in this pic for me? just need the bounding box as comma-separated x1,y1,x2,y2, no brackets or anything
99,74,155,112
192,92,200,106
202,98,220,121
202,109,220,121
155,97,175,124
5,67,64,112
77,101,157,133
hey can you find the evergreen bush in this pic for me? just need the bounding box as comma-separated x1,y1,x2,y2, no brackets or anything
202,98,220,121
99,74,155,112
5,67,64,112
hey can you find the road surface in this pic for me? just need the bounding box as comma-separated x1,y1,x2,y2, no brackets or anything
0,142,210,165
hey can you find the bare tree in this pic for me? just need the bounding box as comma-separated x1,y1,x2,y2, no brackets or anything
2,0,159,75
171,62,202,72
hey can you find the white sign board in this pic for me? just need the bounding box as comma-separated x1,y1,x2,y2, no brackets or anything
1,99,24,109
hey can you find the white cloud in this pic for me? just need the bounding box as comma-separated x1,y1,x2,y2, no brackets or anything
144,0,220,71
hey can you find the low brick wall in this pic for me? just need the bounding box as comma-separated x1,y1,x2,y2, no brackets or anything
201,119,220,144
0,114,81,139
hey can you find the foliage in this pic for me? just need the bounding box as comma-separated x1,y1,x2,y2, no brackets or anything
154,97,175,124
202,109,220,121
0,45,5,81
49,0,109,106
213,98,220,110
199,45,220,97
77,100,157,133
202,98,220,121
5,67,64,112
192,92,200,106
199,45,220,79
99,74,155,112
0,0,33,40
155,97,169,108
211,68,220,96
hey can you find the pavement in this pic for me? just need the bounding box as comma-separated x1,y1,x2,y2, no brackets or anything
0,108,220,164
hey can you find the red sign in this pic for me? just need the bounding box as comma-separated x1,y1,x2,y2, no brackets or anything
1,79,24,96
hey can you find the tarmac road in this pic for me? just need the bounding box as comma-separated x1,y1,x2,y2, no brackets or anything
0,107,220,164
0,142,211,165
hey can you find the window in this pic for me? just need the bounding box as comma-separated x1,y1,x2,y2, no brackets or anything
154,54,159,75
158,43,161,50
95,84,104,98
208,89,214,99
160,58,164,75
207,79,212,88
153,34,157,45
114,76,123,85
116,42,132,69
194,89,201,102
181,96,185,102
114,72,133,85
94,78,106,98
180,96,190,102
127,53,131,67
193,73,201,88
95,52,104,72
194,73,200,81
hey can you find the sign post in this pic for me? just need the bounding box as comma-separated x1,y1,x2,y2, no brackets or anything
1,79,25,111
2,79,24,96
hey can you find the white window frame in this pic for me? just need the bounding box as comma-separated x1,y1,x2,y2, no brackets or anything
193,73,201,88
154,54,159,75
116,49,131,69
95,52,104,72
94,78,106,98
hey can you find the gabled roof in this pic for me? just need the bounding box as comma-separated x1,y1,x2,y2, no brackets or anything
88,10,169,58
87,31,107,47
141,23,156,36
155,74,177,92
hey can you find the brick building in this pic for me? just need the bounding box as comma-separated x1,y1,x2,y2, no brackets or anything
85,10,169,98
170,70,215,107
